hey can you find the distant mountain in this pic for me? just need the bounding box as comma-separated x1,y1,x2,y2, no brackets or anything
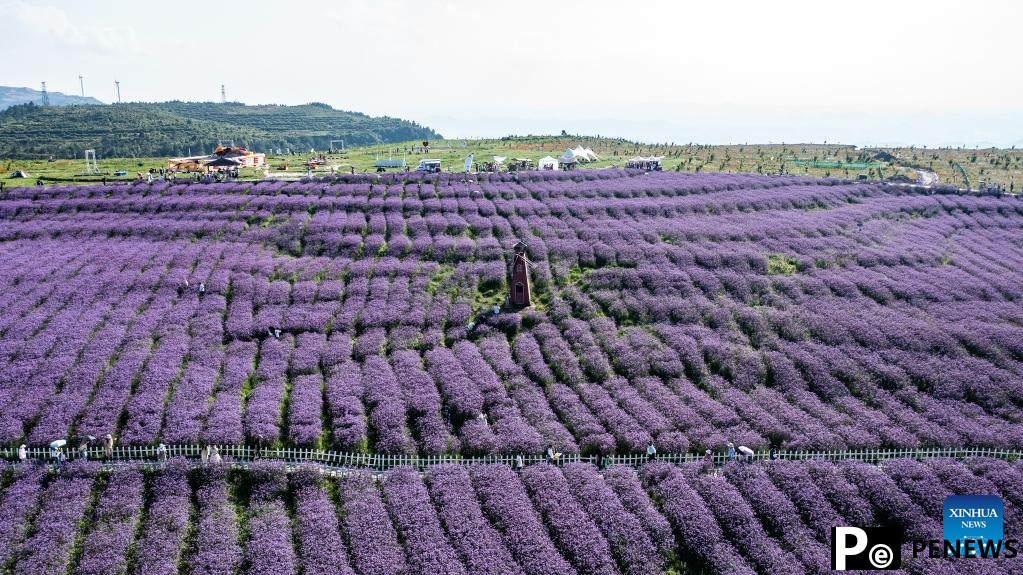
0,100,441,159
0,86,103,111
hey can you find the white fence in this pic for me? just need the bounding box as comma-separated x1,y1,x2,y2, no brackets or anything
2,444,1019,472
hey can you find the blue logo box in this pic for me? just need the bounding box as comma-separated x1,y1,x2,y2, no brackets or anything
943,495,1003,556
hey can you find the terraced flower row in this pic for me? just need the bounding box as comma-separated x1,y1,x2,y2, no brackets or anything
0,171,1021,455
0,457,1019,575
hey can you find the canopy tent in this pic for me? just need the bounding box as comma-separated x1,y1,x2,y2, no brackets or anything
8,170,30,178
205,157,242,168
625,156,664,170
538,156,559,170
493,156,507,165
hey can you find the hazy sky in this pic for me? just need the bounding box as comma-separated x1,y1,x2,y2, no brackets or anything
2,0,1021,146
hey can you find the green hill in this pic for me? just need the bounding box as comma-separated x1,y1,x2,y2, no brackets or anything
0,86,104,110
0,101,441,159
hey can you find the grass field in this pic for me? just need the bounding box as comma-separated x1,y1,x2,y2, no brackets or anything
2,136,1021,191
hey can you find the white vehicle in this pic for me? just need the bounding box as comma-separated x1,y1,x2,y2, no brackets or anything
416,159,442,173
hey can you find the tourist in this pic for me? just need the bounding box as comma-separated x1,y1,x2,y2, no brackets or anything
210,446,222,464
726,442,736,463
18,444,27,463
78,440,89,460
703,449,714,464
198,282,206,296
157,443,168,462
515,454,524,472
546,445,555,464
769,446,779,461
104,434,115,459
646,442,657,461
202,445,211,462
477,412,488,426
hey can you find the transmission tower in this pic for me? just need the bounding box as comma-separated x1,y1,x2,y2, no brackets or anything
114,80,121,103
221,84,226,103
40,81,50,106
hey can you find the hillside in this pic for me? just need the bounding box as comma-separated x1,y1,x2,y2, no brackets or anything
0,101,441,159
0,86,104,111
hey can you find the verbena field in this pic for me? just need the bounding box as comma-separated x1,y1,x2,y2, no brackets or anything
1,170,1022,574
2,458,1021,575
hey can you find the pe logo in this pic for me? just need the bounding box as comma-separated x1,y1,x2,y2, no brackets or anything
943,495,1003,557
831,527,901,570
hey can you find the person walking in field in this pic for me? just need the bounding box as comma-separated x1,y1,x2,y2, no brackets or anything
703,449,714,465
18,444,27,463
646,442,657,461
104,434,115,459
515,454,524,472
726,442,736,463
210,446,222,464
157,443,168,462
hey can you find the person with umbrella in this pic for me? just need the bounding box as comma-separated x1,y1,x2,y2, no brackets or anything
50,439,67,466
738,445,755,464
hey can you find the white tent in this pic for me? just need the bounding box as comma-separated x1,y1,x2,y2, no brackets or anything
568,146,599,162
538,156,559,170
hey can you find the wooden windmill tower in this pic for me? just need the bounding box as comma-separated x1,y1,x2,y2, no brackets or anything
509,240,531,307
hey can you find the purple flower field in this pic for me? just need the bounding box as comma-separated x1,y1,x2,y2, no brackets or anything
0,170,1020,455
0,457,1020,575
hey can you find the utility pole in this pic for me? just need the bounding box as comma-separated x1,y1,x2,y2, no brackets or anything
40,81,50,106
79,75,84,97
114,80,121,103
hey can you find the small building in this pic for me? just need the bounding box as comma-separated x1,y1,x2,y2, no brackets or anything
167,146,265,171
509,240,531,307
